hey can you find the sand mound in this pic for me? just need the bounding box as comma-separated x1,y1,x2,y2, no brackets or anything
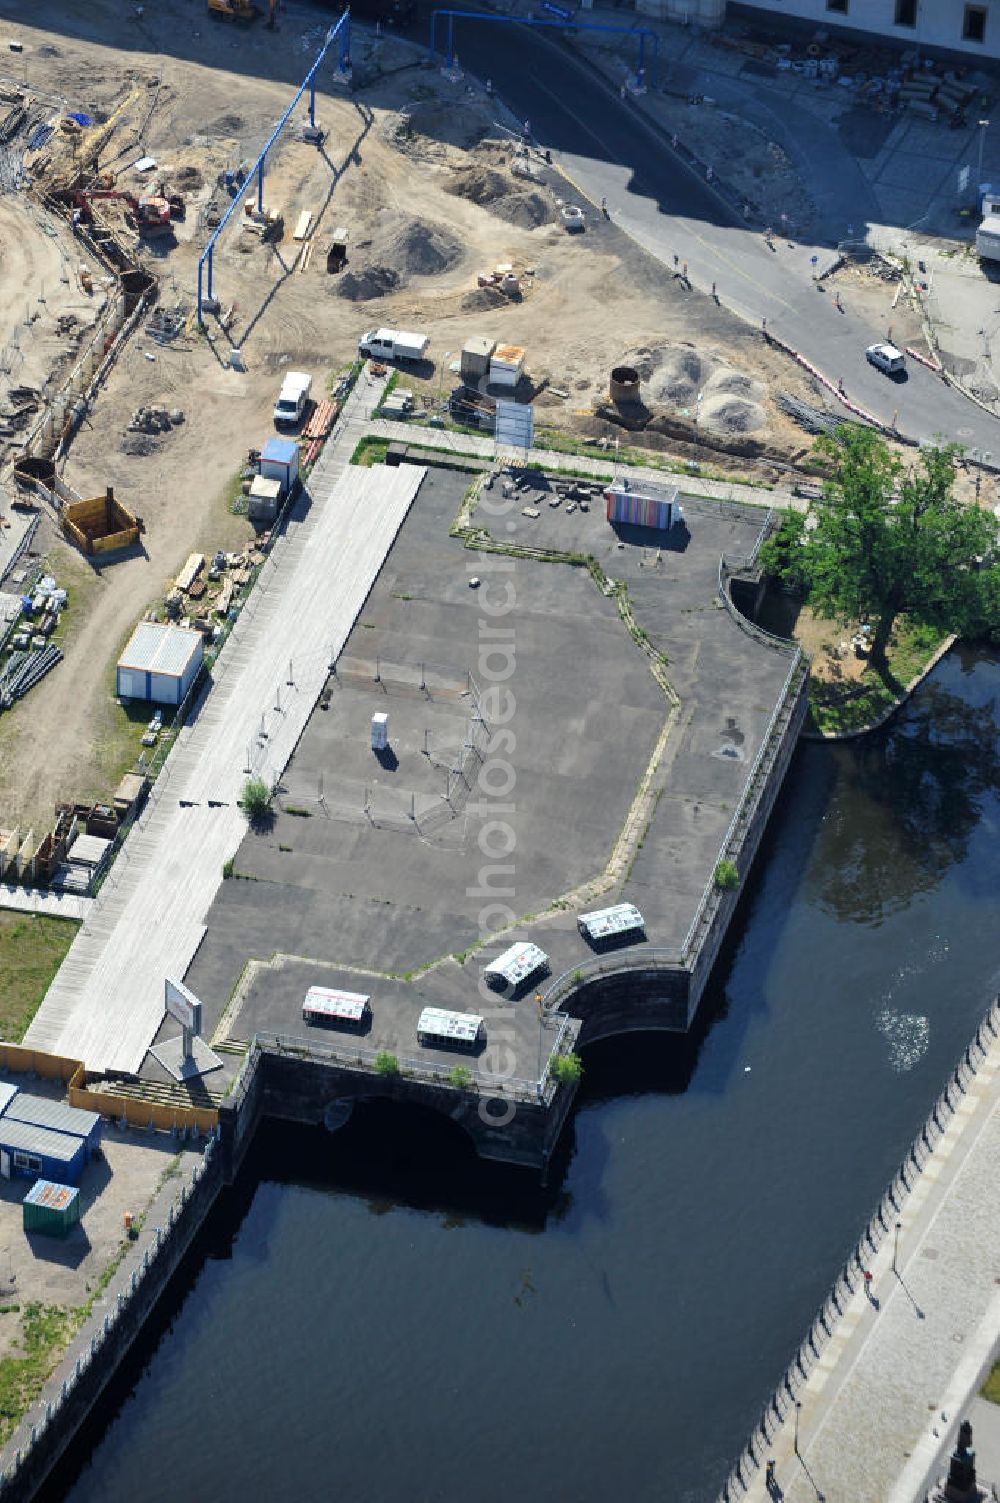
336,264,401,301
447,166,551,228
383,219,463,276
699,394,766,435
704,368,765,403
648,348,704,406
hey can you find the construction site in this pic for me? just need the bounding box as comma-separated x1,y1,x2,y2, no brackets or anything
0,0,900,874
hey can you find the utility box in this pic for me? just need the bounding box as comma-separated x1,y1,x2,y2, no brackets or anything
23,1179,80,1239
248,475,282,524
371,712,389,751
461,335,495,381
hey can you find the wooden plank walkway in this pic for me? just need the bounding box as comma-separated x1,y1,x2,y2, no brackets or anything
24,376,424,1073
0,884,92,921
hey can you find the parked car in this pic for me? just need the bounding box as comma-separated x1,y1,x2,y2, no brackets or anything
865,343,906,377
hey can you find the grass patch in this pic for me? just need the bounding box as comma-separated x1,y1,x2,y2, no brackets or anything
0,1303,86,1447
351,436,391,468
0,913,79,1041
983,1356,1000,1405
807,617,945,735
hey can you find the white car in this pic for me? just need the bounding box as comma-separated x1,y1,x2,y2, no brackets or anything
865,343,906,376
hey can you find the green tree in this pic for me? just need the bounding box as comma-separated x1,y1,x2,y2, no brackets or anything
764,428,999,668
374,1051,399,1076
713,858,740,891
550,1052,583,1085
241,777,272,825
448,1064,472,1090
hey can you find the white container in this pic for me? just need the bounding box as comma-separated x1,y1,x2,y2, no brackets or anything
371,712,389,751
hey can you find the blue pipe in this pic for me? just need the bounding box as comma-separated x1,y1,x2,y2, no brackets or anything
430,9,658,87
197,12,349,322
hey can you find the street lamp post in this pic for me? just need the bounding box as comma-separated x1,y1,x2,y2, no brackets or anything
978,120,990,192
893,1220,901,1275
794,1400,801,1456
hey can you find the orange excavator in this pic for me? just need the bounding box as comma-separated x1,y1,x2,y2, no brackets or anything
207,0,278,22
72,188,180,237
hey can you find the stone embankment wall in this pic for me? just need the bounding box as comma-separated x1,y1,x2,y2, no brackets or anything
0,1138,224,1503
715,996,1000,1502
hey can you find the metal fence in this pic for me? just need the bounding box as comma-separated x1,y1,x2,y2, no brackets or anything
715,995,1000,1502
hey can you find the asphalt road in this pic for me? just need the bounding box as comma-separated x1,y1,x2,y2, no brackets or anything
441,11,1000,459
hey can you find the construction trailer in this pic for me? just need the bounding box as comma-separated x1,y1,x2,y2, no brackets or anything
482,941,548,992
302,986,371,1029
0,1117,88,1184
417,1007,485,1051
577,903,646,944
605,482,682,532
116,621,203,705
0,1090,102,1159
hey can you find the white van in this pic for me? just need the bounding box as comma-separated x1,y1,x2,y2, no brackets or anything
273,371,312,427
865,343,906,376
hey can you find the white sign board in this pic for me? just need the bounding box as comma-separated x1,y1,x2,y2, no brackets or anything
165,976,202,1033
495,399,534,451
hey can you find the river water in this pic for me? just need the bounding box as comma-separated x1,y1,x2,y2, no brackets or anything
47,647,1000,1503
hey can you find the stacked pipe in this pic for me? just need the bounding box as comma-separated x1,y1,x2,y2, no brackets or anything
0,645,63,710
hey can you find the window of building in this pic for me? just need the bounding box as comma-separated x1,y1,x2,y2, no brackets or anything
827,0,848,11
13,1152,42,1173
895,0,917,25
964,5,987,42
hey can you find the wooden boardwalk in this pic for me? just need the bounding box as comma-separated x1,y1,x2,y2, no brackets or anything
24,379,425,1073
0,885,92,921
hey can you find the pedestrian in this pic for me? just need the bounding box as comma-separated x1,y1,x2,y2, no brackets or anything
838,376,846,395
711,280,717,298
601,195,608,217
524,118,531,140
887,324,893,342
863,1269,873,1293
835,292,843,313
673,252,679,267
620,83,627,101
485,77,493,97
762,316,767,333
682,261,688,280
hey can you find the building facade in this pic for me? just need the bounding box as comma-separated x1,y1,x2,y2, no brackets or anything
727,0,998,57
633,0,998,58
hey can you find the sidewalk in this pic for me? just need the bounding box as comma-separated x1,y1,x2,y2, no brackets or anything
731,1007,1000,1503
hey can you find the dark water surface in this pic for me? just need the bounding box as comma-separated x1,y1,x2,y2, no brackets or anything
49,648,1000,1503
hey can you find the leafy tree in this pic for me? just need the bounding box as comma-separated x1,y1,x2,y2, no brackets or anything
374,1052,399,1076
241,777,273,827
762,428,999,668
448,1064,472,1090
551,1052,583,1085
713,858,740,891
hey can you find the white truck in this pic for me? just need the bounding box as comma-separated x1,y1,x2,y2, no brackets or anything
358,327,429,364
977,194,1000,264
272,371,312,427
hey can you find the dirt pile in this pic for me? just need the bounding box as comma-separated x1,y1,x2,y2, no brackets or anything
383,219,463,276
337,265,401,301
699,394,765,435
446,165,552,228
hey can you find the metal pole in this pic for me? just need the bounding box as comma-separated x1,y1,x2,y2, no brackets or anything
207,247,214,301
794,1401,801,1456
197,261,203,324
979,120,990,188
893,1220,901,1274
637,32,644,88
257,158,265,214
309,75,316,128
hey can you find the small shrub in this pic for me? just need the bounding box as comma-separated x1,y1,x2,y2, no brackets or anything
222,858,234,880
241,777,272,823
285,805,312,818
551,1052,583,1085
448,1065,472,1089
374,1051,399,1076
714,858,740,891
